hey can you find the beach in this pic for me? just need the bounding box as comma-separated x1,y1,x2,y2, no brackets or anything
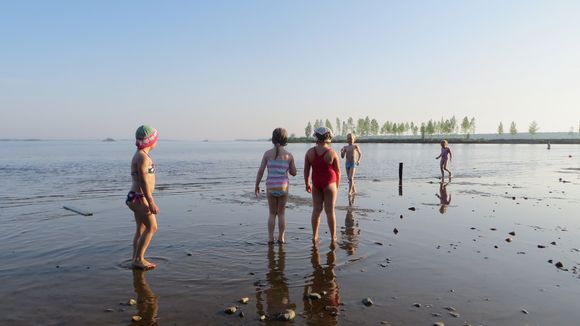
1,140,580,325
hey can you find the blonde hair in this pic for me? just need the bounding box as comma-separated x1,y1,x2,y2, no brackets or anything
440,139,448,147
272,128,288,159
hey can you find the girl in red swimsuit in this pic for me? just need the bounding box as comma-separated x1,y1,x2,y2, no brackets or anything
304,127,341,244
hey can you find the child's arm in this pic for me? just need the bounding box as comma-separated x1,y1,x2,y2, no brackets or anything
255,153,267,197
340,146,346,158
304,150,312,193
355,145,362,165
448,149,452,161
137,154,159,214
288,154,297,177
332,151,341,187
435,153,441,159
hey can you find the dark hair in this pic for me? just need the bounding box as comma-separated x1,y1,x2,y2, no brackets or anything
315,132,332,143
272,128,288,159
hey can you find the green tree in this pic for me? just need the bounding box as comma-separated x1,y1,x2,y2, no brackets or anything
341,121,348,136
461,116,470,137
364,116,371,136
347,117,355,133
335,118,341,136
528,121,539,136
357,118,366,135
325,119,333,132
420,122,426,140
498,122,504,135
426,120,435,136
370,119,380,136
469,117,476,134
305,121,313,137
510,121,517,136
449,116,457,134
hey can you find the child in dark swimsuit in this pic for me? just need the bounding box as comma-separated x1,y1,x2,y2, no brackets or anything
304,127,341,244
127,125,160,270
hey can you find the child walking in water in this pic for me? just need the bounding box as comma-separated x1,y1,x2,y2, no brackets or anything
255,128,297,244
126,125,160,270
304,127,341,244
340,133,362,195
435,139,452,182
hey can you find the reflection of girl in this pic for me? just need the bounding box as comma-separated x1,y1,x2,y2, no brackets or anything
303,245,340,324
255,244,295,319
435,182,451,214
131,269,159,326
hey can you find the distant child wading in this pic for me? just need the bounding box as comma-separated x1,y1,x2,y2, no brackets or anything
340,133,362,195
435,139,452,182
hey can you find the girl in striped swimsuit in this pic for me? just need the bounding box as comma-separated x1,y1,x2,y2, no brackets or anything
255,128,297,244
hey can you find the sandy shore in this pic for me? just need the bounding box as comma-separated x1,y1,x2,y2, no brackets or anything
1,176,580,325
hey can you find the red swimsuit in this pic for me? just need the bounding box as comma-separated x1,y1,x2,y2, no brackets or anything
311,148,338,190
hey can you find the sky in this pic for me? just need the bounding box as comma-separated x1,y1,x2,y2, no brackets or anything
1,1,579,140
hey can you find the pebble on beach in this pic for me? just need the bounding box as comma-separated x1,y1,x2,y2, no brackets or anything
128,299,137,306
239,297,249,304
276,309,296,321
362,297,374,306
225,306,237,314
308,293,322,300
131,315,142,322
393,228,399,235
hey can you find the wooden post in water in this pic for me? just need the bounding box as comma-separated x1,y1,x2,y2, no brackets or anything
398,162,403,196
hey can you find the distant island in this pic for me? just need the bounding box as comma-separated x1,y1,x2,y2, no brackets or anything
102,138,116,142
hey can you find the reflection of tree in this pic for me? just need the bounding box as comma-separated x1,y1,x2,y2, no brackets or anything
339,209,360,256
255,244,295,320
435,182,451,214
303,245,340,325
130,269,158,326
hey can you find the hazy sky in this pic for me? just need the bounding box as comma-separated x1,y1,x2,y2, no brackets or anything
1,1,579,140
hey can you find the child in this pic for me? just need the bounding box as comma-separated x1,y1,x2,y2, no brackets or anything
304,127,341,244
126,125,160,270
340,133,362,195
435,139,452,182
255,128,297,244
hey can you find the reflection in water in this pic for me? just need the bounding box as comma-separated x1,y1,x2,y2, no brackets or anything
435,182,452,214
303,245,340,325
255,243,295,321
130,269,159,326
339,209,360,256
348,192,356,206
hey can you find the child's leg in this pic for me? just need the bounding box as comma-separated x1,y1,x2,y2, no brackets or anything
323,184,338,241
443,161,452,179
132,218,146,260
440,161,445,180
266,194,278,243
350,168,356,194
311,187,324,243
276,194,289,243
133,212,158,269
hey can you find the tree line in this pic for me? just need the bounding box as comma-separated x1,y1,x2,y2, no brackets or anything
304,116,477,139
305,118,580,139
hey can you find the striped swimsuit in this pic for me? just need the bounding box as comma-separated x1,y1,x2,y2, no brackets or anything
266,159,290,197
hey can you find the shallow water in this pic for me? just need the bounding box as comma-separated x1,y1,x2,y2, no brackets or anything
1,140,580,325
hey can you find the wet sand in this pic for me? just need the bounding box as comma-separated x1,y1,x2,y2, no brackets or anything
2,172,580,325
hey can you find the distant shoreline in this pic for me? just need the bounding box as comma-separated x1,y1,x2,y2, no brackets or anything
287,136,580,145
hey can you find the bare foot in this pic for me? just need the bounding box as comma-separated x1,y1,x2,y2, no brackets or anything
132,259,156,270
